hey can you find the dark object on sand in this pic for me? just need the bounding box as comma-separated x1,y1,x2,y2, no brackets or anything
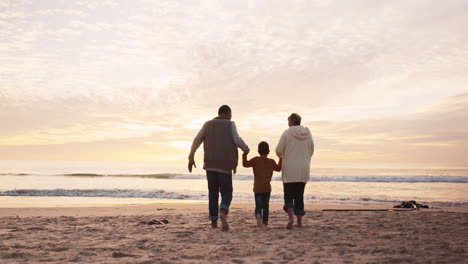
394,200,429,209
323,209,389,212
322,209,416,212
148,219,169,225
139,219,169,226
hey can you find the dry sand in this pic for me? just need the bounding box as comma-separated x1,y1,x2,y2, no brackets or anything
0,203,467,264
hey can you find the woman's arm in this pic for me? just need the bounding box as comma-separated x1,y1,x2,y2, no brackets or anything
274,158,282,172
275,131,286,158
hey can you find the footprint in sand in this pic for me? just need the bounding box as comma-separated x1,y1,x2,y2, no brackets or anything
1,252,32,259
173,231,195,238
79,251,97,256
282,252,296,260
27,227,46,231
111,251,139,258
49,247,68,252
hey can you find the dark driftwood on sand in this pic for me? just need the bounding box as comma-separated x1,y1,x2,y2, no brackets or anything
322,209,417,212
394,200,429,209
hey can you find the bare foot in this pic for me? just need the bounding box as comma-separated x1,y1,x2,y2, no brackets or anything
211,220,218,229
262,224,269,230
220,210,229,232
296,215,303,228
286,208,294,229
256,214,263,228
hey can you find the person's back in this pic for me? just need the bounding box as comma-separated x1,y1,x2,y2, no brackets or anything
275,113,314,229
188,105,249,231
249,156,278,193
278,125,314,183
243,141,281,228
203,117,238,171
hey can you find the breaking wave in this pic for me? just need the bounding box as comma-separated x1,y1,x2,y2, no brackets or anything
1,189,466,207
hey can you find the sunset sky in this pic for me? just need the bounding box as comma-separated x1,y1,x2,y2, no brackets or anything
1,0,467,168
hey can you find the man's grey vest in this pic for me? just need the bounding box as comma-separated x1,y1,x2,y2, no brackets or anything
203,117,238,171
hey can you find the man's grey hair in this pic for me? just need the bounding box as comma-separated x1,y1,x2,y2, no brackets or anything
288,113,301,126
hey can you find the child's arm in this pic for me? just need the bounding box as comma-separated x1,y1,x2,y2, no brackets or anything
242,153,253,168
274,158,282,172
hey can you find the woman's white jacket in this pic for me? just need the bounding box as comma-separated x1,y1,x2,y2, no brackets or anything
275,125,314,183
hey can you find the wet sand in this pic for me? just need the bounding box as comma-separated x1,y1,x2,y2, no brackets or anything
0,203,467,263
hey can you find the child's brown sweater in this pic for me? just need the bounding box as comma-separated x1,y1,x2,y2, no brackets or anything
243,156,281,193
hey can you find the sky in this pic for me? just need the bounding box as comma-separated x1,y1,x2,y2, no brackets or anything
1,0,468,169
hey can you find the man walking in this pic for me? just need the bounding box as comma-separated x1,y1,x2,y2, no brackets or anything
276,113,314,229
188,105,249,231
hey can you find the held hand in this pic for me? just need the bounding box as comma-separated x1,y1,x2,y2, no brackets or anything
188,160,197,173
276,157,283,172
243,149,250,156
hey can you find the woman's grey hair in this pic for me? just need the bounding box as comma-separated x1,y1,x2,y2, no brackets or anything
288,113,301,125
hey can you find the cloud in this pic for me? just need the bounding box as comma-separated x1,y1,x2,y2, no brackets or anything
307,93,468,166
2,1,467,106
1,0,467,166
0,121,172,146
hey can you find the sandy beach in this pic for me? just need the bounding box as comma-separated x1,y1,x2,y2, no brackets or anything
0,203,466,264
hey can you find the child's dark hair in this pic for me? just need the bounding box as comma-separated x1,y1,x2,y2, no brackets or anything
258,141,270,155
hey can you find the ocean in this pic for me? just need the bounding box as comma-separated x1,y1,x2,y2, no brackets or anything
0,160,467,208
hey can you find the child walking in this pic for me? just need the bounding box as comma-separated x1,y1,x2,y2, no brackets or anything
243,141,282,228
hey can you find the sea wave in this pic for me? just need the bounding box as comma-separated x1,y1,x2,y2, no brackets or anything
64,173,104,177
2,172,468,183
1,188,466,207
98,174,468,183
62,173,179,179
308,175,468,183
0,189,201,200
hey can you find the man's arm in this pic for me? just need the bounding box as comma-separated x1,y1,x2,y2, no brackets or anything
275,131,286,158
188,125,205,172
231,122,249,153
